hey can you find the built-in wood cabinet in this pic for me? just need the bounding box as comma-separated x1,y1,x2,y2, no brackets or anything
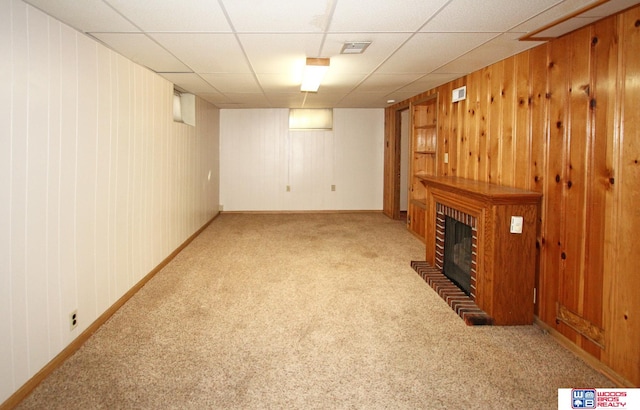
407,94,437,240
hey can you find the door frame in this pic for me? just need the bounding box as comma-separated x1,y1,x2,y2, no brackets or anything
383,102,410,220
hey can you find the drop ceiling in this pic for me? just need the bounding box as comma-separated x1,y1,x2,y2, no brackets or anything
22,0,639,109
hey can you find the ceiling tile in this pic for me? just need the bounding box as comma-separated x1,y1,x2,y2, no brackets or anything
221,0,331,32
220,93,272,108
509,0,601,34
299,93,344,108
159,73,221,94
105,0,231,32
433,33,543,75
24,0,139,32
198,92,234,106
356,74,424,93
24,0,637,108
392,73,461,93
329,0,449,32
532,17,602,38
256,74,302,93
580,0,640,17
238,34,324,74
90,33,191,72
321,73,369,93
421,0,561,32
321,33,412,73
151,33,251,73
334,92,391,108
265,93,307,108
376,32,496,74
200,73,262,93
383,91,424,104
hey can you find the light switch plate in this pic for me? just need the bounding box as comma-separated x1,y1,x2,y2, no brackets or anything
510,216,524,234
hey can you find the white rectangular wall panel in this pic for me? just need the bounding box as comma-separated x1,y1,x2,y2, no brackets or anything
220,108,384,211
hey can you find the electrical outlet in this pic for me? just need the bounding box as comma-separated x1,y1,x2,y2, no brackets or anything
331,185,336,191
69,310,78,331
286,185,291,192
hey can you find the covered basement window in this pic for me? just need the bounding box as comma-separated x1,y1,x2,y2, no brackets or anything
173,88,196,126
289,108,333,130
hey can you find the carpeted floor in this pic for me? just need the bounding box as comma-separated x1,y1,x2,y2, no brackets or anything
16,212,614,409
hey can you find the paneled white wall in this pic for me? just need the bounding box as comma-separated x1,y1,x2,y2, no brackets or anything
0,0,220,404
220,109,384,211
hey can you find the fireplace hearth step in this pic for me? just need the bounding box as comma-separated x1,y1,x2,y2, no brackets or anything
411,260,494,326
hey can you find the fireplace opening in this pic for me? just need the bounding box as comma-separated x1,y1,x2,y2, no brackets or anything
443,216,472,296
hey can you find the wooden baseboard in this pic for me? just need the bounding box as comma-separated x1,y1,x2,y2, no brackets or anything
533,317,635,387
0,213,219,410
220,210,384,214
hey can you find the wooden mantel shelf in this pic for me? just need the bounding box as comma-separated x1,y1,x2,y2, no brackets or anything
416,175,542,205
417,175,542,325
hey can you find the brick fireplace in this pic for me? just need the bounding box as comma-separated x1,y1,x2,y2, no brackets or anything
435,204,477,298
415,176,542,325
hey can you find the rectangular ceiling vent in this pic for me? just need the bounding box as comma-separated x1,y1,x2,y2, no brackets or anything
452,86,466,103
340,41,371,54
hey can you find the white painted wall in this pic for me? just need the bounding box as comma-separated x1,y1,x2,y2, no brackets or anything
220,108,384,211
0,0,220,404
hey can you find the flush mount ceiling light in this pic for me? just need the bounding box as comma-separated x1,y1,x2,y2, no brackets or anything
340,41,371,54
301,57,330,93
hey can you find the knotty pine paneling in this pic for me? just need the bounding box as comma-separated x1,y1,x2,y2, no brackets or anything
585,16,616,353
478,67,491,182
438,82,453,177
514,52,532,189
528,44,548,320
604,6,640,385
488,60,504,185
542,34,569,336
385,4,640,385
563,27,596,355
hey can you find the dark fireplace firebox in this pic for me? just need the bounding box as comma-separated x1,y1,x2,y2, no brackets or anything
443,216,472,295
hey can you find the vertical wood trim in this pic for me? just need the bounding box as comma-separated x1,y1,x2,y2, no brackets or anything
500,57,516,187
529,44,549,318
565,27,595,352
488,61,504,184
478,67,490,182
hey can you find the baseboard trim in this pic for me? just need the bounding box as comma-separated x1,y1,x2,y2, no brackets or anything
221,210,384,214
1,213,219,410
533,317,635,387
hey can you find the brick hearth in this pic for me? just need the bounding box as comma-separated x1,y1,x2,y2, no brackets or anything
411,260,493,326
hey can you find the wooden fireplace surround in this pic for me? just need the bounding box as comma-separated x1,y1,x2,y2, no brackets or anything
418,176,542,325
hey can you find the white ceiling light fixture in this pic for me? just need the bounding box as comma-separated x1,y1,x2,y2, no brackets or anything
340,41,371,54
301,57,330,93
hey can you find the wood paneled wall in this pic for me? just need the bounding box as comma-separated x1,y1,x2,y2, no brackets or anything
385,5,640,386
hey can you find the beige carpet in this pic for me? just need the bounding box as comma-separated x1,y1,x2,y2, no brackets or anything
17,213,614,409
